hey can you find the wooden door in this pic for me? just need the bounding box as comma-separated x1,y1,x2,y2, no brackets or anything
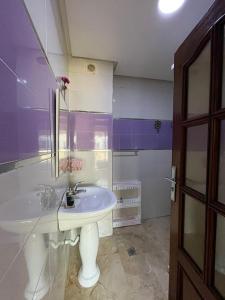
169,1,225,299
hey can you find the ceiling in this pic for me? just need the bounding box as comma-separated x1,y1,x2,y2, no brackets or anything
64,0,215,81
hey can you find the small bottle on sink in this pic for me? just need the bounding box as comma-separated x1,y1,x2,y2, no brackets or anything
66,188,75,207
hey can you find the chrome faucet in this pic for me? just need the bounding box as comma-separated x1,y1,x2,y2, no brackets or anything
65,182,86,208
71,181,86,195
38,184,58,210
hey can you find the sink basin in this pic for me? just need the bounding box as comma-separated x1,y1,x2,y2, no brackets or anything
0,185,116,291
58,186,116,231
0,188,64,234
58,185,116,288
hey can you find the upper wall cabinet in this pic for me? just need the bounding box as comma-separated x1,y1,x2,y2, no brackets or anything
69,58,114,114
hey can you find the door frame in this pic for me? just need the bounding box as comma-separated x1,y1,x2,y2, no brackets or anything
169,1,225,299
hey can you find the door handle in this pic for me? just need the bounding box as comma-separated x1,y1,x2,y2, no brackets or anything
164,177,176,185
164,166,176,202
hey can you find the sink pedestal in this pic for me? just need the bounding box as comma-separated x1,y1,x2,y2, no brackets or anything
78,223,100,288
58,186,117,288
24,233,49,300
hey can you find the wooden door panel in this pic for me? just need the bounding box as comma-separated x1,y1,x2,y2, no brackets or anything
182,195,206,271
185,124,208,195
181,271,203,300
214,214,225,298
217,120,225,205
169,1,225,299
186,41,211,119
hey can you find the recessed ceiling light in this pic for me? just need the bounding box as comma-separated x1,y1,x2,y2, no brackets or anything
158,0,185,14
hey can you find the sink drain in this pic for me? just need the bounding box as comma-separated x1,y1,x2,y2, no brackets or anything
127,247,137,256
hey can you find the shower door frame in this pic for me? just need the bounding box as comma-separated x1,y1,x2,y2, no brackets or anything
169,0,225,299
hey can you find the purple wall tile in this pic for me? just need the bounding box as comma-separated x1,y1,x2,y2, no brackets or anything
70,112,113,151
0,0,56,164
113,118,172,150
0,0,56,100
17,109,51,159
113,119,133,134
134,119,155,135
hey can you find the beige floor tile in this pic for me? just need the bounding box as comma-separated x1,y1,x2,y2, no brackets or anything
64,216,170,300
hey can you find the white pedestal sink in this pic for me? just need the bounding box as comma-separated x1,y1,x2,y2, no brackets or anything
0,189,64,300
0,186,116,294
58,186,116,288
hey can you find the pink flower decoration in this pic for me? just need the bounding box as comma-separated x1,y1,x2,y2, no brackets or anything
59,158,69,173
61,76,70,84
70,158,83,172
59,157,83,172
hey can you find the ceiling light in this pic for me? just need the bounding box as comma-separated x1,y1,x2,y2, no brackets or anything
158,0,185,14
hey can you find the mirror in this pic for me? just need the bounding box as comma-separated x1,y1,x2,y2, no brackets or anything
55,89,70,177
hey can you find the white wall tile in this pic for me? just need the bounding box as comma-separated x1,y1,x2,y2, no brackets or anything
69,150,113,237
113,150,172,219
0,246,29,300
69,57,113,75
0,157,68,291
0,229,25,279
113,76,173,120
69,150,112,189
46,0,65,55
24,0,47,51
0,229,68,300
68,58,114,236
48,53,68,78
69,58,113,113
24,0,69,77
47,239,69,300
113,76,173,220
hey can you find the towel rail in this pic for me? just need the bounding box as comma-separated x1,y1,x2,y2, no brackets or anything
113,151,139,157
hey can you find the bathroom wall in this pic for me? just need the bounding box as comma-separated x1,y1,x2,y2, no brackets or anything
69,58,113,113
69,58,114,237
0,1,69,299
24,0,69,77
113,76,173,219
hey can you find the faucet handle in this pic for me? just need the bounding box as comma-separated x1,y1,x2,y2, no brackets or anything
73,181,83,190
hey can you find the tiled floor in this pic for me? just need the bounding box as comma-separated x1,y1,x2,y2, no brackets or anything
65,216,170,300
